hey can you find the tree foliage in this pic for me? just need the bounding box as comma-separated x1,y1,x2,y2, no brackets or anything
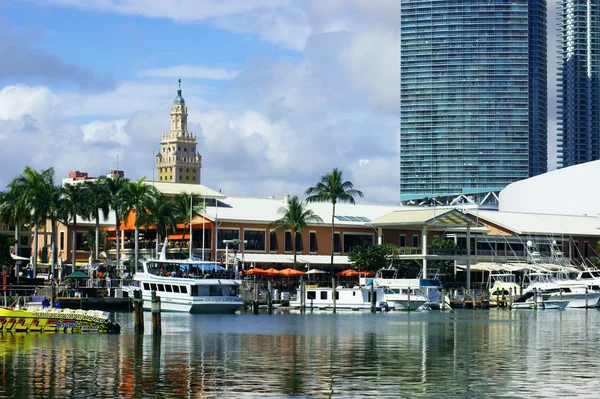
348,244,398,271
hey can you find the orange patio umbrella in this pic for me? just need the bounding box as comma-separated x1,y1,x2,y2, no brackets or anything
246,268,268,276
278,268,304,277
336,269,359,277
263,268,281,276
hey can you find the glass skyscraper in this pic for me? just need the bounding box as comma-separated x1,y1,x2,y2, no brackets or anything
400,0,547,201
557,1,600,168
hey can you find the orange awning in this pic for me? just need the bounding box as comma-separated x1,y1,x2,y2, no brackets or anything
176,215,213,229
246,268,268,276
168,234,191,240
278,268,304,277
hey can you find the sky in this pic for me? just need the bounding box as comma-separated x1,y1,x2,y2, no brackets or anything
0,0,558,204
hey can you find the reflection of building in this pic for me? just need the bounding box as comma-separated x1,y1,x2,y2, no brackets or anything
558,1,600,167
155,82,202,184
400,0,547,201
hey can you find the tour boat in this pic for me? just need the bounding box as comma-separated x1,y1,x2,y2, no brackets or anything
0,307,121,333
126,258,243,314
522,271,600,308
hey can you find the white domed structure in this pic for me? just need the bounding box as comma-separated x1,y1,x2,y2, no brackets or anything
500,160,600,216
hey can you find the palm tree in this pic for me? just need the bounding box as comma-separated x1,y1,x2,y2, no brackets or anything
0,186,29,262
138,194,177,257
82,179,111,260
306,168,363,311
9,167,57,276
269,196,322,270
101,175,130,277
60,183,89,273
173,193,204,255
121,178,161,267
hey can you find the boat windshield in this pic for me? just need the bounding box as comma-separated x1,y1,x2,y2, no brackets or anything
492,274,516,284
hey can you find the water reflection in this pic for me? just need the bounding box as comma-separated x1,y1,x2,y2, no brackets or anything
1,310,600,398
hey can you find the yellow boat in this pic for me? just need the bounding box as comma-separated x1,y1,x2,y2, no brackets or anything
0,307,121,334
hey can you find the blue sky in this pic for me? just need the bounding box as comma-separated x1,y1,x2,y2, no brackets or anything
0,0,557,204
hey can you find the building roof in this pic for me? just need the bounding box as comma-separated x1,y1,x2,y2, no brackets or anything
145,181,225,198
368,208,479,230
204,195,402,226
467,210,600,237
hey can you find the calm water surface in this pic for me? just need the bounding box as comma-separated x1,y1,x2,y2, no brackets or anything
1,309,600,398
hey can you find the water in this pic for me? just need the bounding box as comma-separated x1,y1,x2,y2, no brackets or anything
2,309,600,398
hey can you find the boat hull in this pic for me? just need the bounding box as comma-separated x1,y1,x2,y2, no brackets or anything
0,308,121,333
141,295,243,314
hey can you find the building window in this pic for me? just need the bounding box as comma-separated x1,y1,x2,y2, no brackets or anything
186,168,189,172
399,234,406,247
334,233,341,253
179,167,182,172
186,176,189,180
244,230,266,251
295,232,303,252
160,176,162,180
309,232,317,253
284,231,293,252
60,231,65,251
192,175,195,180
412,235,419,247
179,176,182,181
584,241,589,258
574,241,580,258
217,229,240,249
192,168,195,173
343,234,373,253
184,148,187,152
269,231,278,252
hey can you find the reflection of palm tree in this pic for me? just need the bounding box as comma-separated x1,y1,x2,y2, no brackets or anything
82,179,111,260
269,196,322,270
306,168,363,311
173,193,204,254
122,178,161,267
9,167,57,275
138,194,176,258
60,183,88,272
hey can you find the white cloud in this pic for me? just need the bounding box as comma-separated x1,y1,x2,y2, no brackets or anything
0,85,59,121
138,65,240,80
81,119,130,146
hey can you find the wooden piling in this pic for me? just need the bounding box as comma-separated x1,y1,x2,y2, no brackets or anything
407,287,411,312
496,289,500,309
586,287,589,308
151,291,161,335
267,280,273,314
442,288,446,311
370,283,376,313
300,279,305,313
134,290,144,334
253,281,259,314
508,287,513,309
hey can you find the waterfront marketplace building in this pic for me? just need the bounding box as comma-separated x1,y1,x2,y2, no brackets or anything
30,181,600,287
399,0,547,201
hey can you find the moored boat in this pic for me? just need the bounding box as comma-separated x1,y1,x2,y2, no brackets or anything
0,307,121,333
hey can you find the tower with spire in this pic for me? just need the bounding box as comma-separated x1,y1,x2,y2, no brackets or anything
155,80,202,184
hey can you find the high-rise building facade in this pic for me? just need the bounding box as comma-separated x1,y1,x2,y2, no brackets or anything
557,1,600,168
400,0,547,201
155,82,202,184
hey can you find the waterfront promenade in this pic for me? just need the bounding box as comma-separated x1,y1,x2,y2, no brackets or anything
1,309,600,398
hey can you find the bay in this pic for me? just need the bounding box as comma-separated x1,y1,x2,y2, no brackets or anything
1,309,600,398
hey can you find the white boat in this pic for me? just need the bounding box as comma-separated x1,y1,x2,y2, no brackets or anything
382,287,428,311
511,291,569,310
522,271,600,308
125,258,243,314
363,268,451,309
575,269,600,292
290,286,389,311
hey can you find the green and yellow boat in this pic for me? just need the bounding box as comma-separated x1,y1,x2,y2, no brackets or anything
0,307,121,334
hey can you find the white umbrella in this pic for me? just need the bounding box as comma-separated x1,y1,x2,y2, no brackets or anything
305,268,327,274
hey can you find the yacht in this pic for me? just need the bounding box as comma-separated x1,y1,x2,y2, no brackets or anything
488,270,520,307
522,271,600,308
363,268,451,309
575,269,600,292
